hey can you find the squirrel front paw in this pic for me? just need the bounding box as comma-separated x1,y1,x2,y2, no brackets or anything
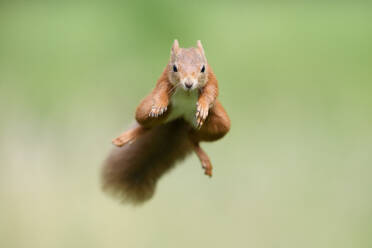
196,101,209,128
149,104,168,118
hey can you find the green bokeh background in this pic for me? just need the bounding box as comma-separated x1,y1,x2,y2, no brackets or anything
1,1,372,247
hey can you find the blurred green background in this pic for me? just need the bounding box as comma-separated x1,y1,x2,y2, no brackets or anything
1,1,372,247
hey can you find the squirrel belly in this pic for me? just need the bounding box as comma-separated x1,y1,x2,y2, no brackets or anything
166,88,199,128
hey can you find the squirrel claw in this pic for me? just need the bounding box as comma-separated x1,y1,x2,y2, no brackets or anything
149,106,167,118
112,134,134,147
196,118,204,129
196,102,209,128
201,160,213,177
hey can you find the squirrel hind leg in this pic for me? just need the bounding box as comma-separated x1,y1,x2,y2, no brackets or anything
192,142,213,177
112,124,148,147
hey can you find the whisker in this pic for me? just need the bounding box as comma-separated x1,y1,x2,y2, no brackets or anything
168,83,181,94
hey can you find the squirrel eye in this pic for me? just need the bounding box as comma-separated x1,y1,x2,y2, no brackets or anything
201,65,205,73
173,65,178,72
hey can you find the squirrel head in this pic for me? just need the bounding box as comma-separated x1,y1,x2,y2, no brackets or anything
168,39,208,91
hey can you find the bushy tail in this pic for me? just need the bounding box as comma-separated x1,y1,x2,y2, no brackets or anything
102,119,193,205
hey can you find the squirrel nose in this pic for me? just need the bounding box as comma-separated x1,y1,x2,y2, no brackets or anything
185,82,193,89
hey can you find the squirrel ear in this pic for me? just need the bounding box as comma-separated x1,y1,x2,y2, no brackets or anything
196,40,205,55
171,39,179,55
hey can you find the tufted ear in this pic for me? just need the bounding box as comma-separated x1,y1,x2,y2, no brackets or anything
171,39,179,55
196,40,205,56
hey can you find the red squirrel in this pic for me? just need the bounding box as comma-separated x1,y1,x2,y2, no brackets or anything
102,40,230,204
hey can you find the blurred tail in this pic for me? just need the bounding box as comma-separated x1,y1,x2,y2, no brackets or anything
102,119,193,205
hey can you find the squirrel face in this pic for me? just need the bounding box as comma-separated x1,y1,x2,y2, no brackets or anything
168,40,208,91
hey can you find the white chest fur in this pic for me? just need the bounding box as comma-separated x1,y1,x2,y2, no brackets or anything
166,88,199,127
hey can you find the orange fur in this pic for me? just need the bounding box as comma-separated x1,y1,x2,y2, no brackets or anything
103,120,193,204
102,40,230,204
